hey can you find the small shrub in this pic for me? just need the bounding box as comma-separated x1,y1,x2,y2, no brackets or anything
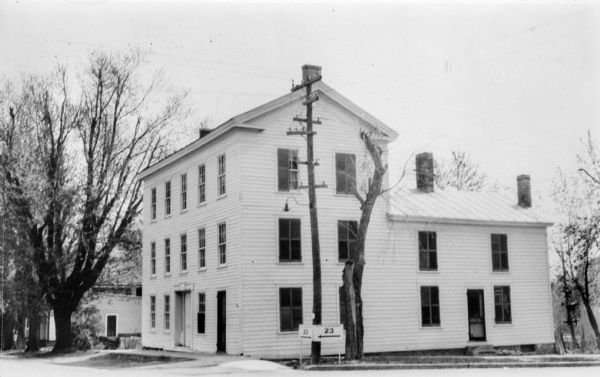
72,305,102,350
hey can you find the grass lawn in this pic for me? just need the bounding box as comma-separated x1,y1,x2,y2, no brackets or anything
68,353,194,369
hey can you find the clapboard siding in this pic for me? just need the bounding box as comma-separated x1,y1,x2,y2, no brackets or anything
141,132,244,354
140,92,553,358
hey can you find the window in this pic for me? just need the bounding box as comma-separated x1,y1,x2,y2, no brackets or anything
106,315,117,337
165,181,171,215
150,242,156,276
198,164,206,204
419,231,438,271
494,286,512,323
277,149,299,191
198,228,206,269
150,296,156,329
218,223,226,265
279,288,303,332
339,286,346,326
491,234,509,271
164,238,171,274
180,173,187,210
218,154,226,196
180,234,187,272
151,188,157,220
335,153,356,194
279,219,301,262
338,220,358,261
420,286,440,326
164,295,170,330
197,292,206,334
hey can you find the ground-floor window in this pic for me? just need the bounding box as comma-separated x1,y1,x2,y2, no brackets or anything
164,295,171,330
420,286,440,326
150,296,156,329
494,286,512,323
279,287,302,332
197,292,206,334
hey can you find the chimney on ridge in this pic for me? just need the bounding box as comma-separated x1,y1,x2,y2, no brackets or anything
517,174,532,208
302,64,322,83
416,152,434,193
199,129,211,138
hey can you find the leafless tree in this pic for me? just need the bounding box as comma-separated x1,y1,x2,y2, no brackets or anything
434,150,496,191
0,50,187,351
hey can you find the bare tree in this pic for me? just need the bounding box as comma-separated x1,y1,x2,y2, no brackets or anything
341,130,403,360
0,50,187,351
434,150,496,191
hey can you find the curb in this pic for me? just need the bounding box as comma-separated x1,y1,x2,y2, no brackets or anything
307,361,600,371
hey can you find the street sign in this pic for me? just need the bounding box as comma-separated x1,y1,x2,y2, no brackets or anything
314,324,343,342
298,324,312,339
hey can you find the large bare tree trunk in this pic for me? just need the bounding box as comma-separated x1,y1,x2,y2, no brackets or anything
342,261,357,359
52,306,74,352
581,298,600,348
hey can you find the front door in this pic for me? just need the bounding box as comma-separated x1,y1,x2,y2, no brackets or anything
467,289,486,341
106,315,117,337
175,291,192,346
217,290,226,352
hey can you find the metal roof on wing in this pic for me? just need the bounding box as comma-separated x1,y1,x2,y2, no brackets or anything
388,188,552,227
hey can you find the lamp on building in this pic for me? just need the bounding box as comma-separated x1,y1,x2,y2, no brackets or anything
283,196,302,212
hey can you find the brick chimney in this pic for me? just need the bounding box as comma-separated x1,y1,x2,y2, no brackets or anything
416,152,434,193
517,174,531,208
302,64,322,83
199,129,211,138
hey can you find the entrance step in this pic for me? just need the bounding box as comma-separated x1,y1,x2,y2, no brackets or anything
466,345,497,356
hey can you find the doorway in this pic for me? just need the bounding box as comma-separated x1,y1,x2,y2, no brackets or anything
467,289,486,341
217,290,226,352
175,291,192,347
106,315,117,337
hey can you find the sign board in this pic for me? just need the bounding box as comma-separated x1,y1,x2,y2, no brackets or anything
313,324,344,342
298,324,312,339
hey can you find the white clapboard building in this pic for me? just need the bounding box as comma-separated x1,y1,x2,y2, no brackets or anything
137,65,554,357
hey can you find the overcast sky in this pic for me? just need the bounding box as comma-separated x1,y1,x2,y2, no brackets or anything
1,0,599,207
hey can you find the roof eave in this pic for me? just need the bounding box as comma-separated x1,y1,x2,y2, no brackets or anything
387,213,553,228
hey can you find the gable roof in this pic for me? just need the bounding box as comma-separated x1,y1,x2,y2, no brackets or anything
137,80,398,181
388,188,552,227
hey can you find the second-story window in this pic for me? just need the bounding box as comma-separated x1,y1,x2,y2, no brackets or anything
491,234,509,271
150,242,156,276
180,234,187,272
198,228,206,269
218,223,227,265
277,149,299,191
335,153,356,194
419,231,438,271
164,238,171,274
198,164,206,204
279,218,301,262
165,181,171,216
151,188,157,220
218,154,226,196
338,220,358,261
181,173,187,211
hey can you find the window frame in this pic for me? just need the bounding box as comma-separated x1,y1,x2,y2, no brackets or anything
418,231,438,271
277,148,299,191
150,242,156,276
494,286,512,324
180,173,187,211
197,292,206,334
198,228,206,270
218,223,227,265
198,164,206,204
491,234,509,272
338,220,358,262
165,181,172,216
420,286,441,327
218,154,226,196
151,188,157,220
164,238,171,275
150,296,156,329
278,218,302,262
335,152,356,195
164,294,171,330
279,287,303,332
180,233,187,272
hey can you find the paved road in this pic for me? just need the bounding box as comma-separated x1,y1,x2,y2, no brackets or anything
2,354,600,377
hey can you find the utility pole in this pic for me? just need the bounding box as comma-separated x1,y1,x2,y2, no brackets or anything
290,65,326,364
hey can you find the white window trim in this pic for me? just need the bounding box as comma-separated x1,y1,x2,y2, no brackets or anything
180,233,188,272
217,153,226,197
276,285,304,334
105,313,118,337
180,173,188,212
